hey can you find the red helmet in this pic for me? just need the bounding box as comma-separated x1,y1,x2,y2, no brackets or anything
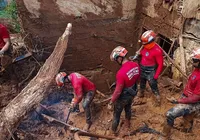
141,30,156,45
55,72,67,87
110,46,128,61
191,47,200,60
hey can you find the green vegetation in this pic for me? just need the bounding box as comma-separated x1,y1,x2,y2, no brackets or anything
0,0,20,33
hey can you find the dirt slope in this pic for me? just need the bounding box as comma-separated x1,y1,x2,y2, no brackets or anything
1,76,199,140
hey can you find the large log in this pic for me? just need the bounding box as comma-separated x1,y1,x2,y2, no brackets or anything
0,23,72,139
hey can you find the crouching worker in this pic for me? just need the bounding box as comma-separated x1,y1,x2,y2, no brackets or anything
55,72,96,131
108,46,140,134
159,47,200,140
0,24,12,72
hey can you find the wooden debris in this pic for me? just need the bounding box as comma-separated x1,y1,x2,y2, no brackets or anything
42,114,117,140
96,90,106,97
0,23,72,139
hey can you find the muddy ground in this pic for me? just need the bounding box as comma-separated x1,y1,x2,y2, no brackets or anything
1,72,200,140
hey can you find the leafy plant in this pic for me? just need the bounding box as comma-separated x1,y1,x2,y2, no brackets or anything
0,0,20,33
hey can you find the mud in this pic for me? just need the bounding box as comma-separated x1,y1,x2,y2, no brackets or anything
0,75,199,140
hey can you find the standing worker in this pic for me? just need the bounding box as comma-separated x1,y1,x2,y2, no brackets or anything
108,46,140,134
159,47,200,140
55,72,96,131
0,24,12,72
130,30,163,106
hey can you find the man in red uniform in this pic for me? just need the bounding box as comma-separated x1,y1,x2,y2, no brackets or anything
159,47,200,140
55,72,96,131
108,46,140,134
131,30,163,106
0,24,12,72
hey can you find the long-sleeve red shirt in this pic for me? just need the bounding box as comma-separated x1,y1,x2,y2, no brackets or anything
69,73,96,104
0,24,10,49
111,61,140,102
140,43,163,79
178,68,200,104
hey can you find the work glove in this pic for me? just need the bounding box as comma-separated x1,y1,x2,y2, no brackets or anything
129,53,140,61
107,102,113,110
70,98,80,112
166,97,178,104
0,50,4,57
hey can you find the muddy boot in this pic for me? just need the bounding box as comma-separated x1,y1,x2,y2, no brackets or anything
179,114,194,133
137,90,144,98
123,119,131,132
124,119,130,128
83,121,92,132
158,123,172,140
153,95,161,107
107,129,118,136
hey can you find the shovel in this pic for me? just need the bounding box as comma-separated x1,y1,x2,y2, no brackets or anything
65,107,72,123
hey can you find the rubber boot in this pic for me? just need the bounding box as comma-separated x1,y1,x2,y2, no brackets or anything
154,94,161,107
83,121,92,132
158,123,172,140
124,119,130,128
180,114,194,133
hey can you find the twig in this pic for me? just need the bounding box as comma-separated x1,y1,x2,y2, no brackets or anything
106,79,111,92
167,39,176,55
18,65,36,87
6,127,16,140
96,90,106,97
95,97,111,105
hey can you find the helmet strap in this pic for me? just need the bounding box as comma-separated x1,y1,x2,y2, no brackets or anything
64,75,70,83
116,56,123,65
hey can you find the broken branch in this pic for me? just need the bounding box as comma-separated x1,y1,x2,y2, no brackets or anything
0,23,72,139
96,90,106,97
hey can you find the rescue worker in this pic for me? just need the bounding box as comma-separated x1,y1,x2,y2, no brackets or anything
55,72,96,131
131,30,163,106
159,47,200,140
0,24,12,72
108,46,140,134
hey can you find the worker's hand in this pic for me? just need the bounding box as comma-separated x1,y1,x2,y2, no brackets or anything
129,54,139,61
107,102,113,110
0,50,4,57
153,75,159,80
70,98,76,110
166,97,178,104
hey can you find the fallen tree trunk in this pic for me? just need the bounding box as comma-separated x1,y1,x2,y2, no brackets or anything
0,23,72,139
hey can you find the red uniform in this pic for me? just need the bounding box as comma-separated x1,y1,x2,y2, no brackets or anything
140,43,163,79
0,24,10,49
111,61,140,102
69,73,96,104
178,68,200,104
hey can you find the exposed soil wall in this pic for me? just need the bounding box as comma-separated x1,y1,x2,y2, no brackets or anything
16,0,138,72
138,0,182,38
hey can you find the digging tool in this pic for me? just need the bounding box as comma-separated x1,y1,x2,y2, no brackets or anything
65,107,72,123
129,43,188,79
41,114,117,140
0,52,32,73
129,45,144,61
12,52,32,63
